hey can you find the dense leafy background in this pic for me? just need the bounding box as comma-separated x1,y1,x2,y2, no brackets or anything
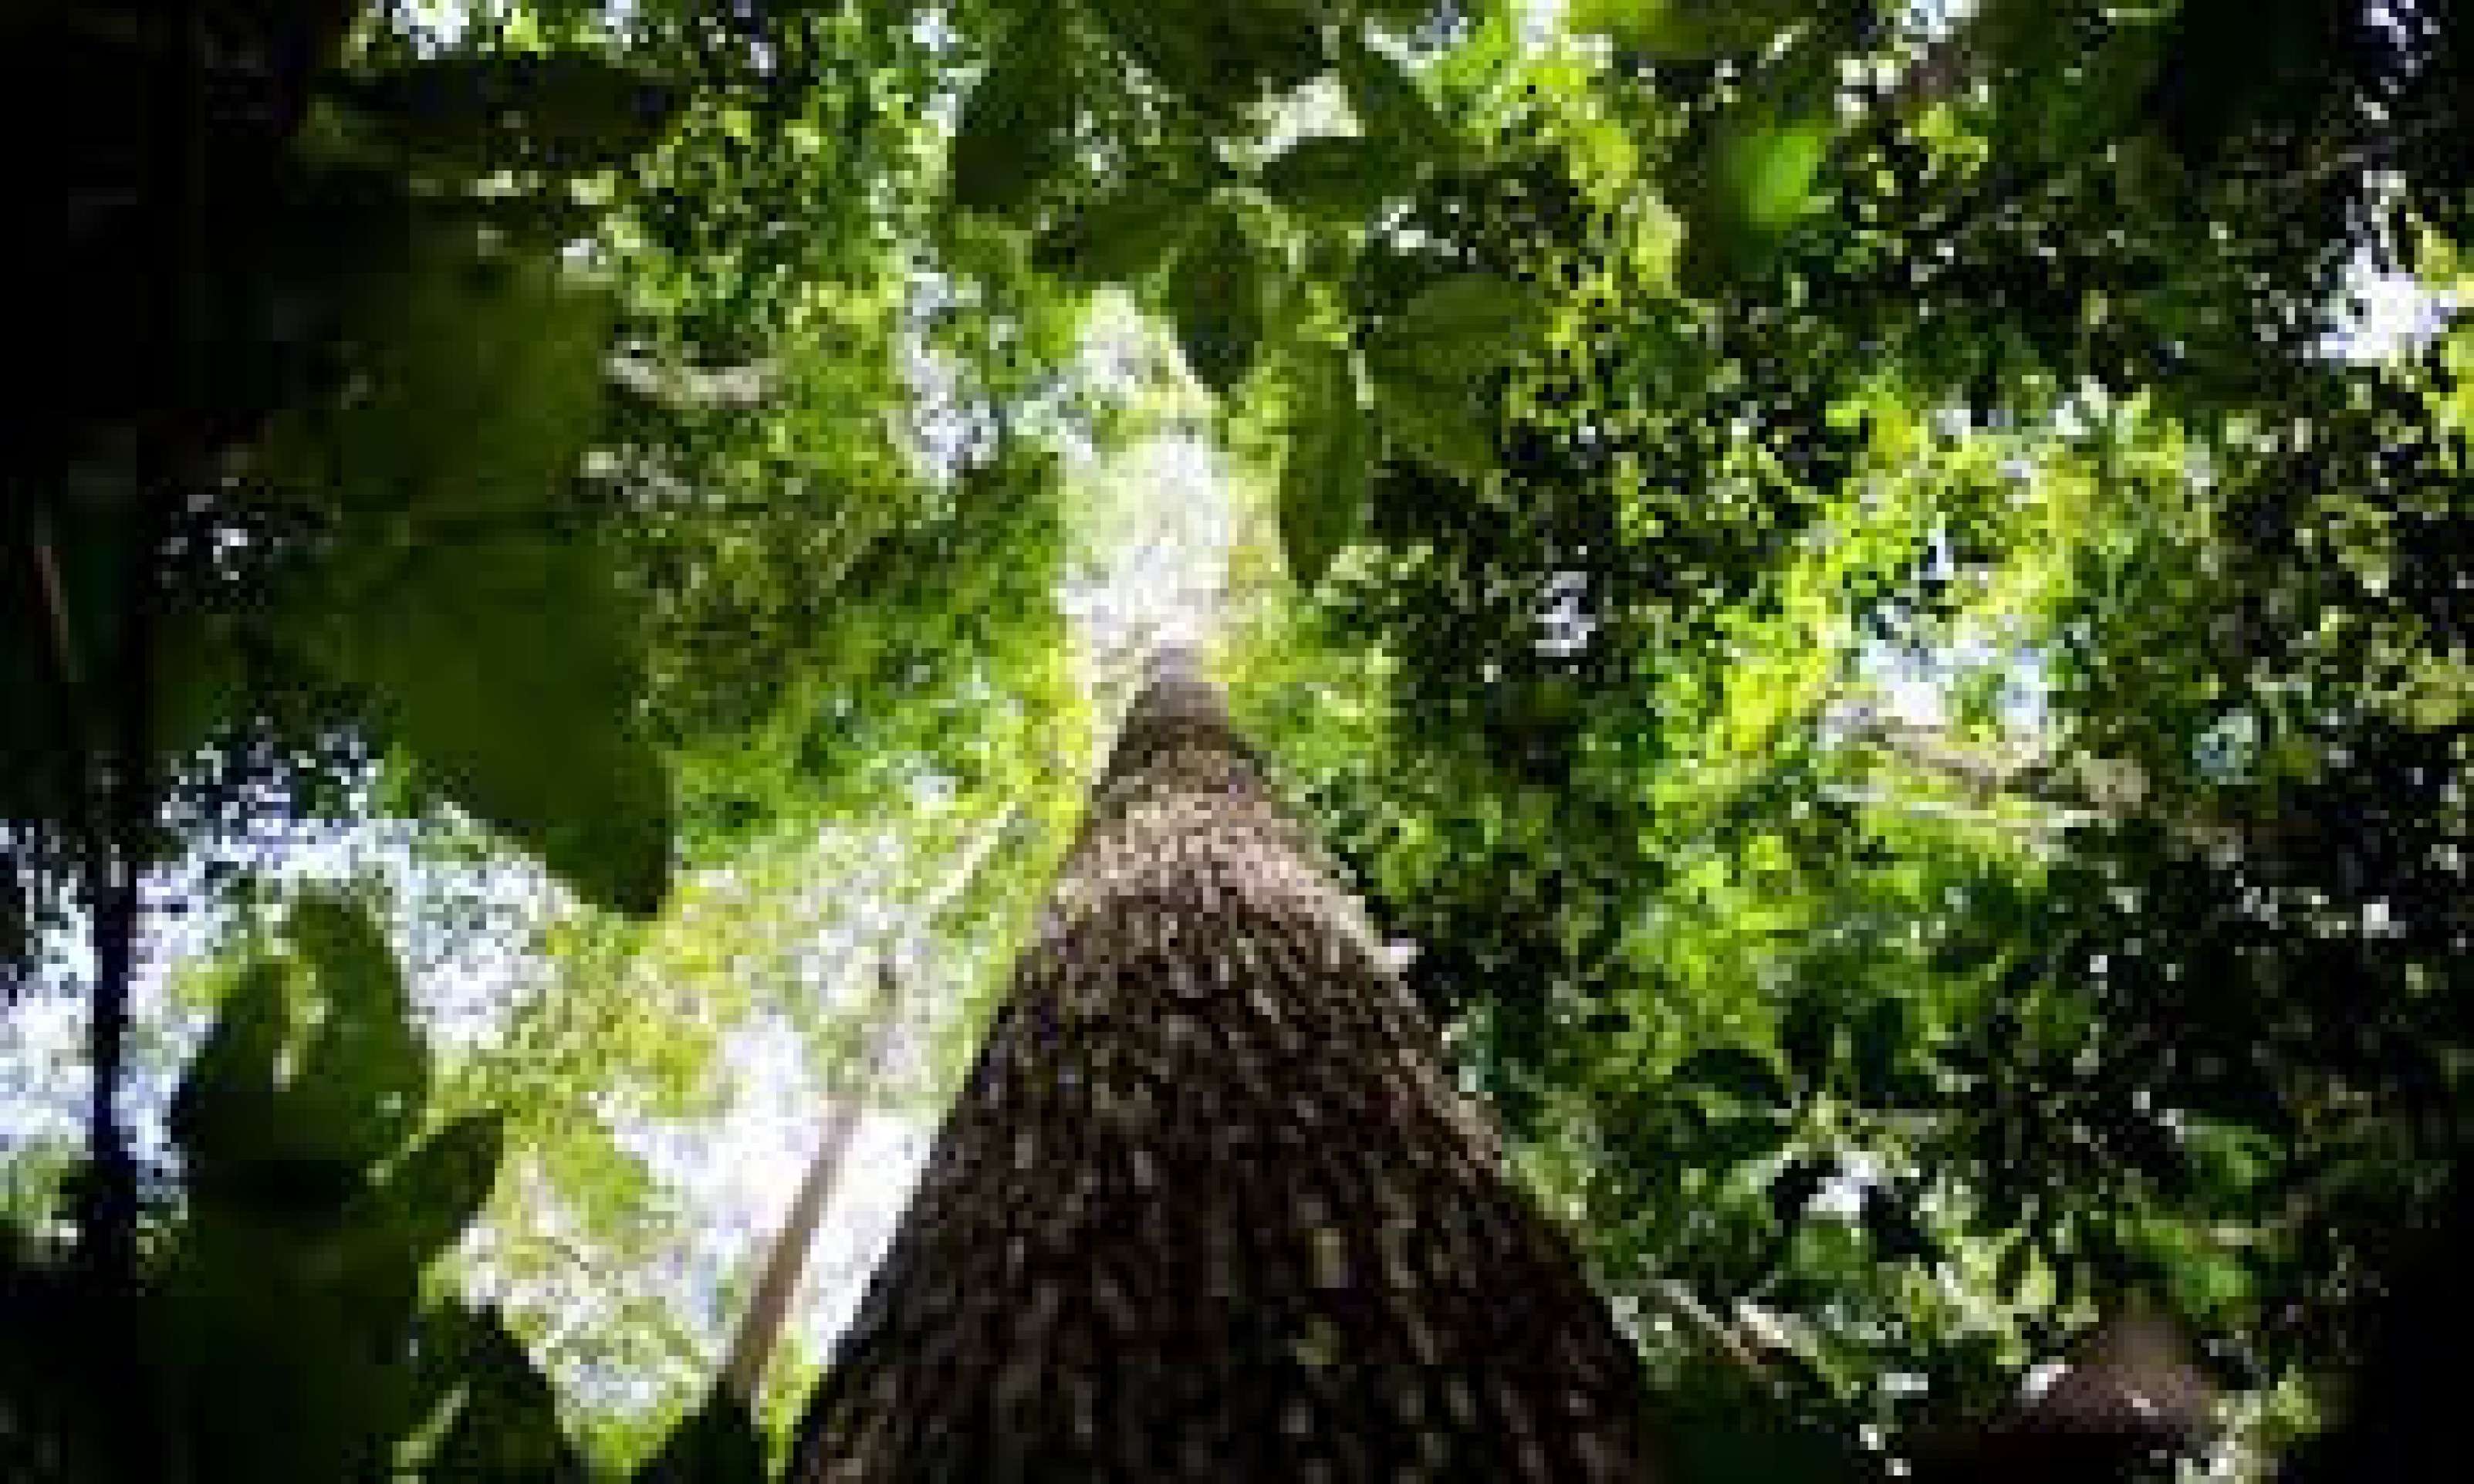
5,0,2469,1479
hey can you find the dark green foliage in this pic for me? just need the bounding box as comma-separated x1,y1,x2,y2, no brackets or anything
153,894,497,1479
951,16,1076,218
630,1392,766,1484
1086,0,1326,113
1661,1364,1881,1483
1,895,763,1482
1168,207,1269,393
1359,272,1543,481
337,54,683,174
1335,29,1455,163
1672,1047,1790,1111
1259,137,1411,224
1033,179,1205,285
415,1304,595,1482
2,0,686,996
1279,346,1376,587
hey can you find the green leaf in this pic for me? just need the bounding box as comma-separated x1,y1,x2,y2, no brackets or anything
951,22,1074,217
1567,0,1813,59
1673,1046,1791,1110
1694,1113,1794,1171
168,958,289,1185
416,1306,590,1482
1167,208,1266,394
359,1113,506,1269
1088,0,1325,110
281,894,430,1174
256,243,674,915
344,539,674,918
1259,136,1408,222
1337,30,1452,163
1359,273,1539,481
1033,179,1204,285
1677,117,1830,293
1365,360,1494,481
1369,273,1546,380
1280,346,1374,587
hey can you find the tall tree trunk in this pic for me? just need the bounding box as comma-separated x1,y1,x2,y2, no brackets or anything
791,650,1655,1481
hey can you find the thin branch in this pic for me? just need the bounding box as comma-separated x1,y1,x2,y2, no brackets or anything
1642,1279,1776,1384
28,515,83,688
718,799,1026,1405
720,958,904,1405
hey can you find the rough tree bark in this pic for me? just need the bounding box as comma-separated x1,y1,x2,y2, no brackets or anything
790,649,1655,1481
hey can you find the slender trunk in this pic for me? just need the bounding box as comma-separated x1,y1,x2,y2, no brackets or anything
722,802,1025,1405
792,650,1654,1480
720,958,901,1406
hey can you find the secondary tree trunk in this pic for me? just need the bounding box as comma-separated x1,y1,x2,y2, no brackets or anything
791,650,1655,1481
721,960,903,1408
722,795,1023,1405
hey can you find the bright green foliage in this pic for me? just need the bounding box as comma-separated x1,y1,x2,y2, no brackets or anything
1570,1,1815,59
1223,2,2471,1469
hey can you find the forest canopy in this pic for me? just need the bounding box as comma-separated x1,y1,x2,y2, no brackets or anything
2,0,2468,1480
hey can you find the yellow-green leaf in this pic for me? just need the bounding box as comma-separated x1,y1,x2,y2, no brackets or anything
1568,0,1812,58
